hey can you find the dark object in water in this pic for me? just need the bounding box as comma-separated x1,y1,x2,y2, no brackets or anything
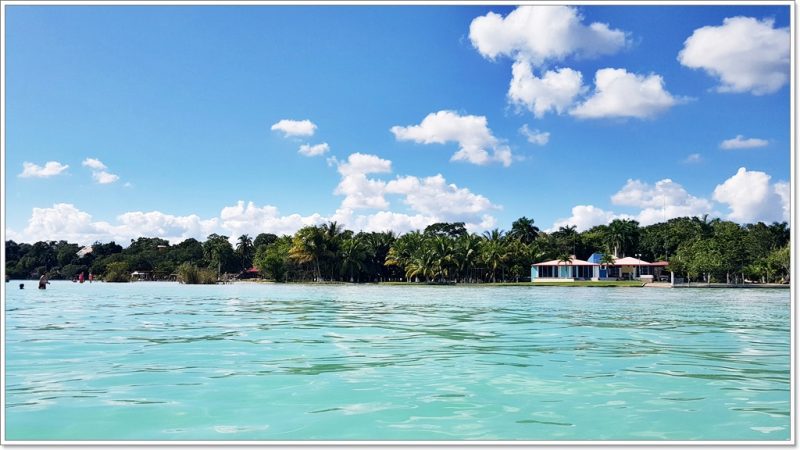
19,283,24,289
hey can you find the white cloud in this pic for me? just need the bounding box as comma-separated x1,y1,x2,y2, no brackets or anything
116,211,219,243
469,5,627,64
336,152,392,177
678,16,790,95
612,178,715,226
390,110,512,166
683,153,702,163
92,171,120,184
219,201,326,238
509,61,586,117
81,158,108,170
712,167,788,223
298,142,330,157
19,161,69,178
551,205,622,232
720,135,769,150
570,68,682,119
271,119,317,137
386,174,499,222
519,124,550,145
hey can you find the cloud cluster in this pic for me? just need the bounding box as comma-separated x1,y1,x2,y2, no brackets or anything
712,167,788,223
549,168,787,231
469,5,627,64
272,118,330,157
82,158,120,184
471,6,683,121
678,17,790,95
720,135,768,150
391,110,512,166
19,161,69,178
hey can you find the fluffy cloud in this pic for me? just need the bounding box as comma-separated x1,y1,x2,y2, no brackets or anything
712,167,788,223
509,61,585,117
390,110,512,166
469,5,627,64
82,157,120,184
116,211,219,242
219,201,325,237
720,135,768,150
81,158,107,170
519,124,550,146
19,161,69,178
271,119,317,137
678,17,790,95
92,171,120,184
551,205,621,232
386,174,498,221
11,150,503,244
612,178,715,226
298,142,330,157
570,68,682,119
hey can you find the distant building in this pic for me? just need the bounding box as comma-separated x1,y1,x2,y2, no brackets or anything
531,253,670,282
76,246,93,258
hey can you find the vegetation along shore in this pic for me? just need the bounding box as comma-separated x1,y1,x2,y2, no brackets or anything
4,215,789,286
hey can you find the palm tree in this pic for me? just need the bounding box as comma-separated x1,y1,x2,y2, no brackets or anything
607,219,640,257
430,235,455,282
481,234,508,283
385,231,423,281
599,253,615,279
558,253,573,279
454,234,481,282
339,237,366,282
509,217,540,245
289,226,325,281
235,234,254,270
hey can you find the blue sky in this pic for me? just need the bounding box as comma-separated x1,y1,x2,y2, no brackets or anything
4,4,792,245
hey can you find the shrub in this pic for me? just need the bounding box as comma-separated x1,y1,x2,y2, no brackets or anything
177,262,217,284
105,262,131,283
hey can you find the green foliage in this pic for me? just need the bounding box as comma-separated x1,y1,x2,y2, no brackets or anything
176,262,218,284
254,237,292,282
2,216,791,285
104,262,131,283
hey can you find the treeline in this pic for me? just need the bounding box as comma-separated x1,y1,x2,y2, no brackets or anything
3,216,791,284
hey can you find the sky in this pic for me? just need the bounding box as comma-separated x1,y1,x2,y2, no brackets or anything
3,4,792,245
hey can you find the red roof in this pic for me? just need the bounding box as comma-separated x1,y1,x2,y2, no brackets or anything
245,267,260,273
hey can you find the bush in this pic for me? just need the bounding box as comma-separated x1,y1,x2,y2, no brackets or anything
176,262,217,284
105,262,131,283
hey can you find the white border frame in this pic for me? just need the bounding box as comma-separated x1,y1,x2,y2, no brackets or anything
0,0,795,447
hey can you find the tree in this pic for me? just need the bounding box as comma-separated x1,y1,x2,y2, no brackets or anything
289,226,326,281
254,237,292,282
203,234,235,278
607,219,640,257
235,234,255,270
253,233,279,251
509,217,540,245
424,222,467,238
339,237,367,282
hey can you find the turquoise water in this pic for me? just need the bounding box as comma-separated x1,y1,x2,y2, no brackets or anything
4,281,791,441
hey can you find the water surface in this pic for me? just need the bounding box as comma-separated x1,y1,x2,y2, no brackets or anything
4,281,791,441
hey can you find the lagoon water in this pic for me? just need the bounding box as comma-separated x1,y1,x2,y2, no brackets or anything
4,281,791,441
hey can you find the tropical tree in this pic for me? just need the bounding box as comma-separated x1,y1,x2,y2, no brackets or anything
509,216,540,245
289,226,326,281
235,234,255,271
339,237,367,282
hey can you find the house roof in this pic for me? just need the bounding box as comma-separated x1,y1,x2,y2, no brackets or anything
532,258,598,267
613,256,651,265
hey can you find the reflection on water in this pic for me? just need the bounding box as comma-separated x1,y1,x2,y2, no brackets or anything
4,282,790,441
